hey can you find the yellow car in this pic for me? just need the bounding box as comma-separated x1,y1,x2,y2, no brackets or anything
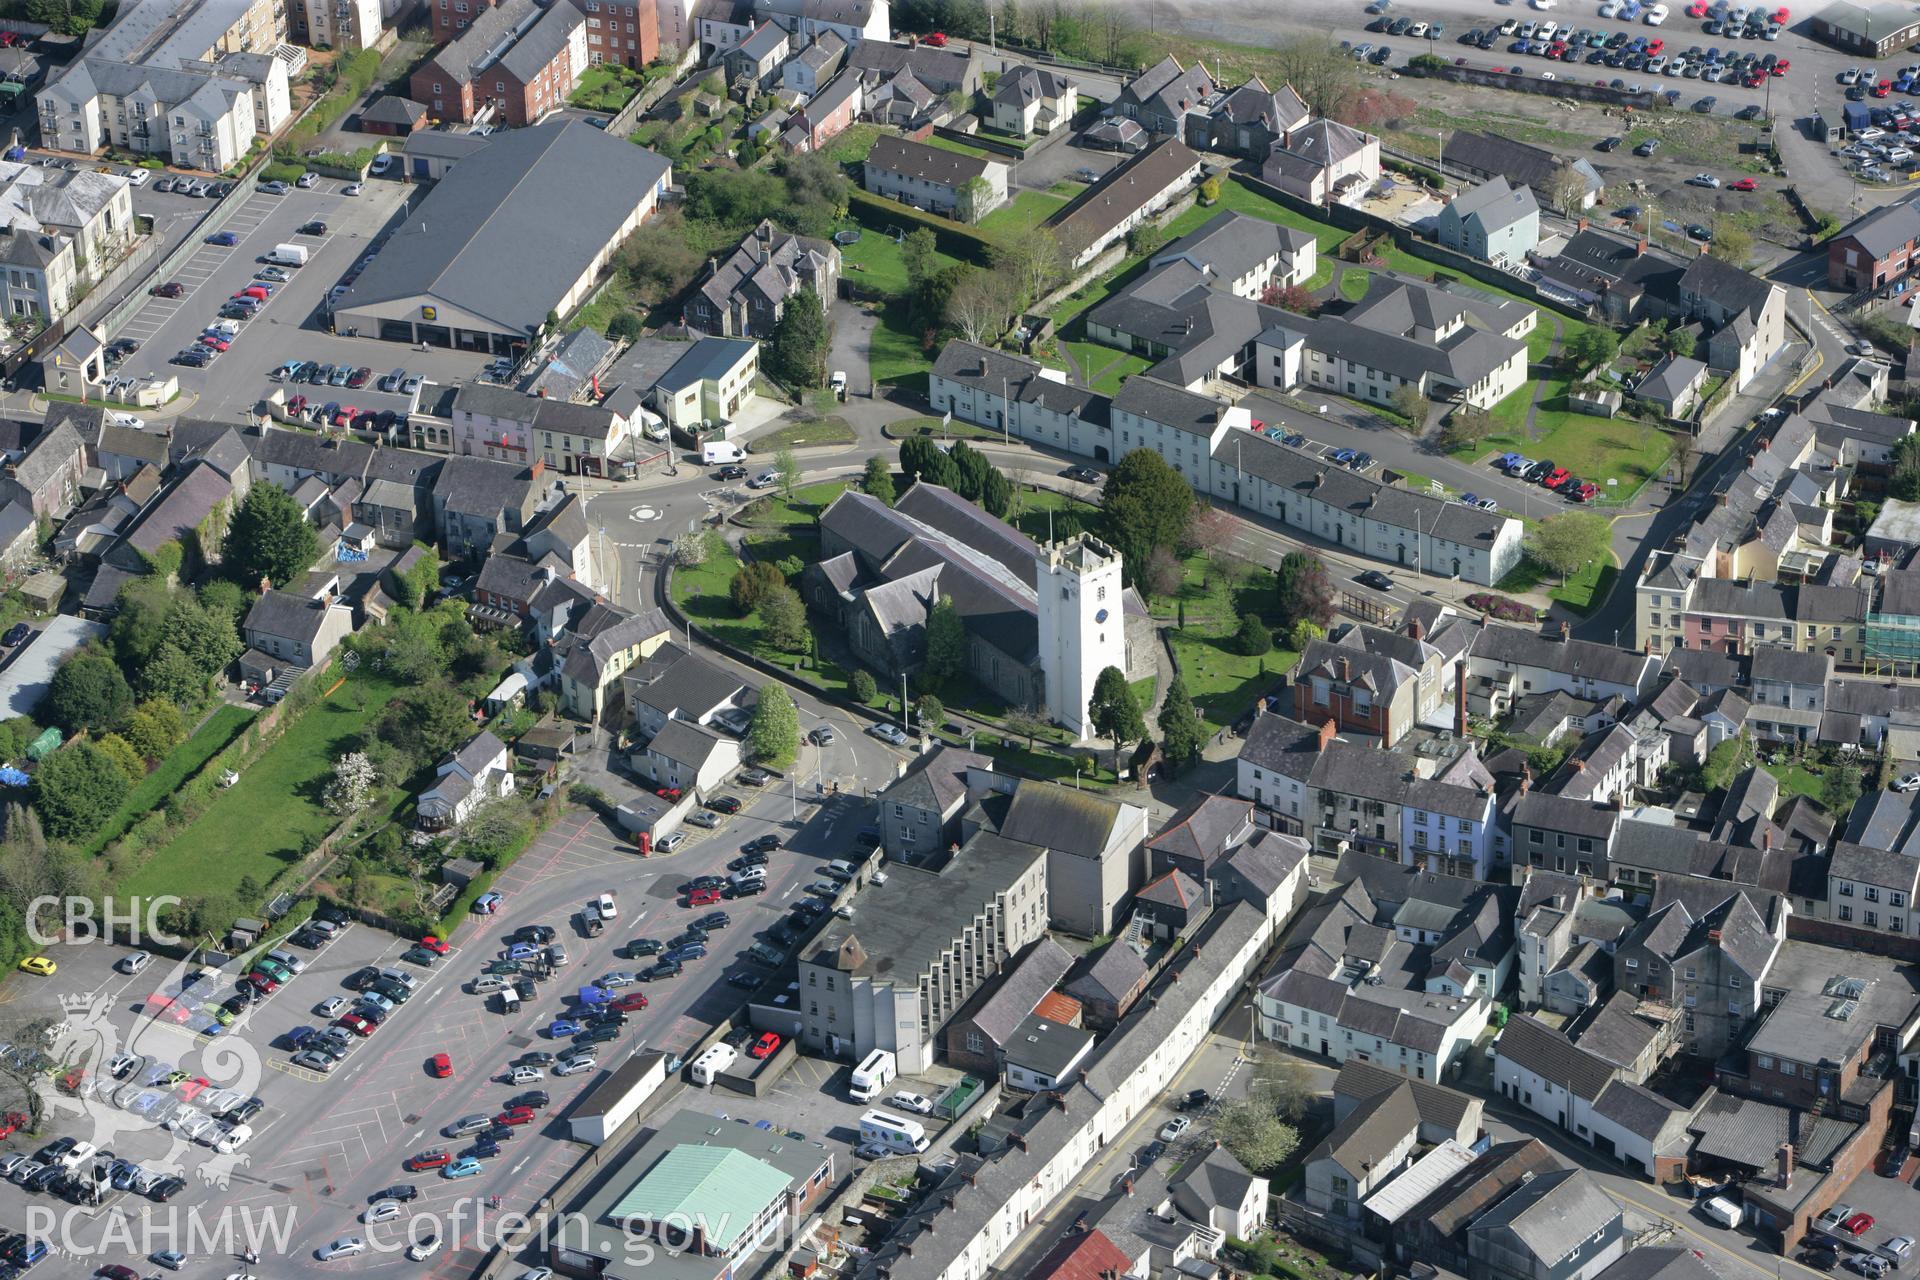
17,957,54,976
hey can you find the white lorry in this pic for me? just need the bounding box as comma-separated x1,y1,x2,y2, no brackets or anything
265,243,309,267
859,1109,928,1155
849,1049,897,1102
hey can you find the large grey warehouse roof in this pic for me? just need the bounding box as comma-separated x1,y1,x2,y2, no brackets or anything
337,121,671,336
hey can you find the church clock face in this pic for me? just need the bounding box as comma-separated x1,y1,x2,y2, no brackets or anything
1095,608,1109,623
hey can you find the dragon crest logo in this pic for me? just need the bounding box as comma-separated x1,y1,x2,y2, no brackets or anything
47,948,266,1193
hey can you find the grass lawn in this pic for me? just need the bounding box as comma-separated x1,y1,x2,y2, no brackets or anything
1338,268,1371,303
824,124,886,164
1068,341,1153,394
1469,379,1672,491
86,705,257,858
752,418,856,450
571,273,641,337
569,64,645,111
891,413,1010,442
122,675,405,905
1551,562,1617,615
977,190,1067,237
1765,760,1828,802
922,134,994,160
838,226,958,298
1163,178,1348,253
868,301,935,390
739,480,850,527
1007,486,1101,542
672,537,858,696
1168,626,1296,734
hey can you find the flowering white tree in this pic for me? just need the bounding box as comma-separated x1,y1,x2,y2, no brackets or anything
324,751,378,815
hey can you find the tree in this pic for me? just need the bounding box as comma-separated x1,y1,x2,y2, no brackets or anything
402,552,440,610
1438,408,1496,454
224,482,319,591
614,213,705,307
1276,551,1335,629
849,669,877,703
924,596,968,685
945,266,1014,344
1103,448,1195,578
1290,619,1326,650
1214,1099,1300,1176
759,584,809,652
1708,223,1754,265
1184,505,1235,583
670,531,710,568
1157,674,1206,770
324,751,378,815
163,595,240,678
1005,702,1047,751
776,149,851,235
124,700,185,760
914,693,945,730
1199,174,1222,203
775,445,801,497
1547,163,1590,216
1820,762,1862,816
31,744,131,842
1235,612,1272,657
376,685,474,773
47,650,133,735
140,645,203,705
980,468,1013,517
93,733,146,784
1087,665,1145,773
747,685,799,767
1566,325,1619,373
1269,35,1360,120
862,456,897,505
731,560,786,613
198,578,247,629
1249,1058,1318,1123
901,226,940,291
993,227,1064,311
1389,382,1427,428
1142,545,1183,600
948,441,993,501
1125,221,1168,257
767,286,832,388
1260,281,1315,314
1524,512,1612,582
1668,327,1697,359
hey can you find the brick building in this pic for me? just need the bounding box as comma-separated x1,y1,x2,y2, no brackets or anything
413,0,586,127
560,0,659,69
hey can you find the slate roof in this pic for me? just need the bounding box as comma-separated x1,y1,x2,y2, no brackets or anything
1679,252,1776,323
1446,175,1538,236
1639,354,1707,406
1467,1168,1618,1266
1047,138,1203,253
1496,1014,1617,1101
1591,1079,1689,1141
119,462,232,556
999,782,1124,858
626,645,745,720
1830,840,1920,893
1264,274,1528,390
1064,938,1148,1006
1120,54,1214,120
244,590,336,645
429,0,581,86
362,95,427,127
1333,1058,1479,1134
434,455,535,521
1444,130,1603,194
1469,620,1651,688
865,133,999,188
1237,711,1329,780
1311,1083,1418,1173
877,743,989,817
992,63,1072,106
647,717,730,772
1403,1138,1560,1240
1687,1087,1791,1168
1833,196,1920,260
963,937,1074,1047
1171,1144,1259,1225
1148,794,1253,869
1136,868,1204,911
337,121,671,337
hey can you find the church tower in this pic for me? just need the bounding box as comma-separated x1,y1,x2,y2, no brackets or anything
1036,533,1127,741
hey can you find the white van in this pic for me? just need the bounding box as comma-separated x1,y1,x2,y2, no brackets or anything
690,1043,738,1085
1700,1197,1743,1229
267,243,309,267
498,987,521,1014
702,441,745,465
850,1049,896,1102
859,1109,928,1155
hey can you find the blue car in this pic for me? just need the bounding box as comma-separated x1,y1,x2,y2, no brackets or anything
1494,452,1524,470
287,1026,317,1049
442,1157,483,1179
129,1090,165,1116
547,1018,583,1039
577,985,612,1006
1462,493,1481,507
140,1062,174,1086
206,230,238,246
9,1240,46,1268
1329,448,1357,465
665,943,708,962
508,942,540,961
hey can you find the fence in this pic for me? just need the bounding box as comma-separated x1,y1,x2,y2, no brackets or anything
933,123,1024,158
1417,63,1656,109
92,175,256,342
606,71,679,138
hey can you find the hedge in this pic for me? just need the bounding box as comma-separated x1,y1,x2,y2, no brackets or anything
847,189,998,266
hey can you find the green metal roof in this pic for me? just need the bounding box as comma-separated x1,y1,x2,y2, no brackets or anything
606,1146,791,1249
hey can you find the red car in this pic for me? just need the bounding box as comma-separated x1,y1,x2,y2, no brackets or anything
178,1076,211,1101
494,1107,536,1127
1875,79,1893,96
419,935,452,955
1772,58,1789,74
1542,467,1571,489
924,30,946,45
337,1013,374,1037
405,1149,453,1171
1842,1213,1874,1237
655,785,682,800
236,284,269,301
1686,0,1708,13
1573,482,1601,503
151,281,185,298
429,1053,453,1078
0,1112,28,1141
333,406,359,427
612,992,649,1012
198,334,231,352
686,887,723,907
1645,37,1663,53
246,973,278,995
96,1267,140,1280
749,1031,782,1059
1772,6,1789,20
1731,177,1758,191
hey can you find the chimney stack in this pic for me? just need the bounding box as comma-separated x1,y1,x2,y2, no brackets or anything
1339,656,1351,682
1578,216,1589,233
1520,764,1531,794
1454,658,1469,737
1559,620,1570,641
1318,718,1337,752
1635,236,1647,257
1408,617,1425,642
1777,1144,1795,1187
1763,828,1772,850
